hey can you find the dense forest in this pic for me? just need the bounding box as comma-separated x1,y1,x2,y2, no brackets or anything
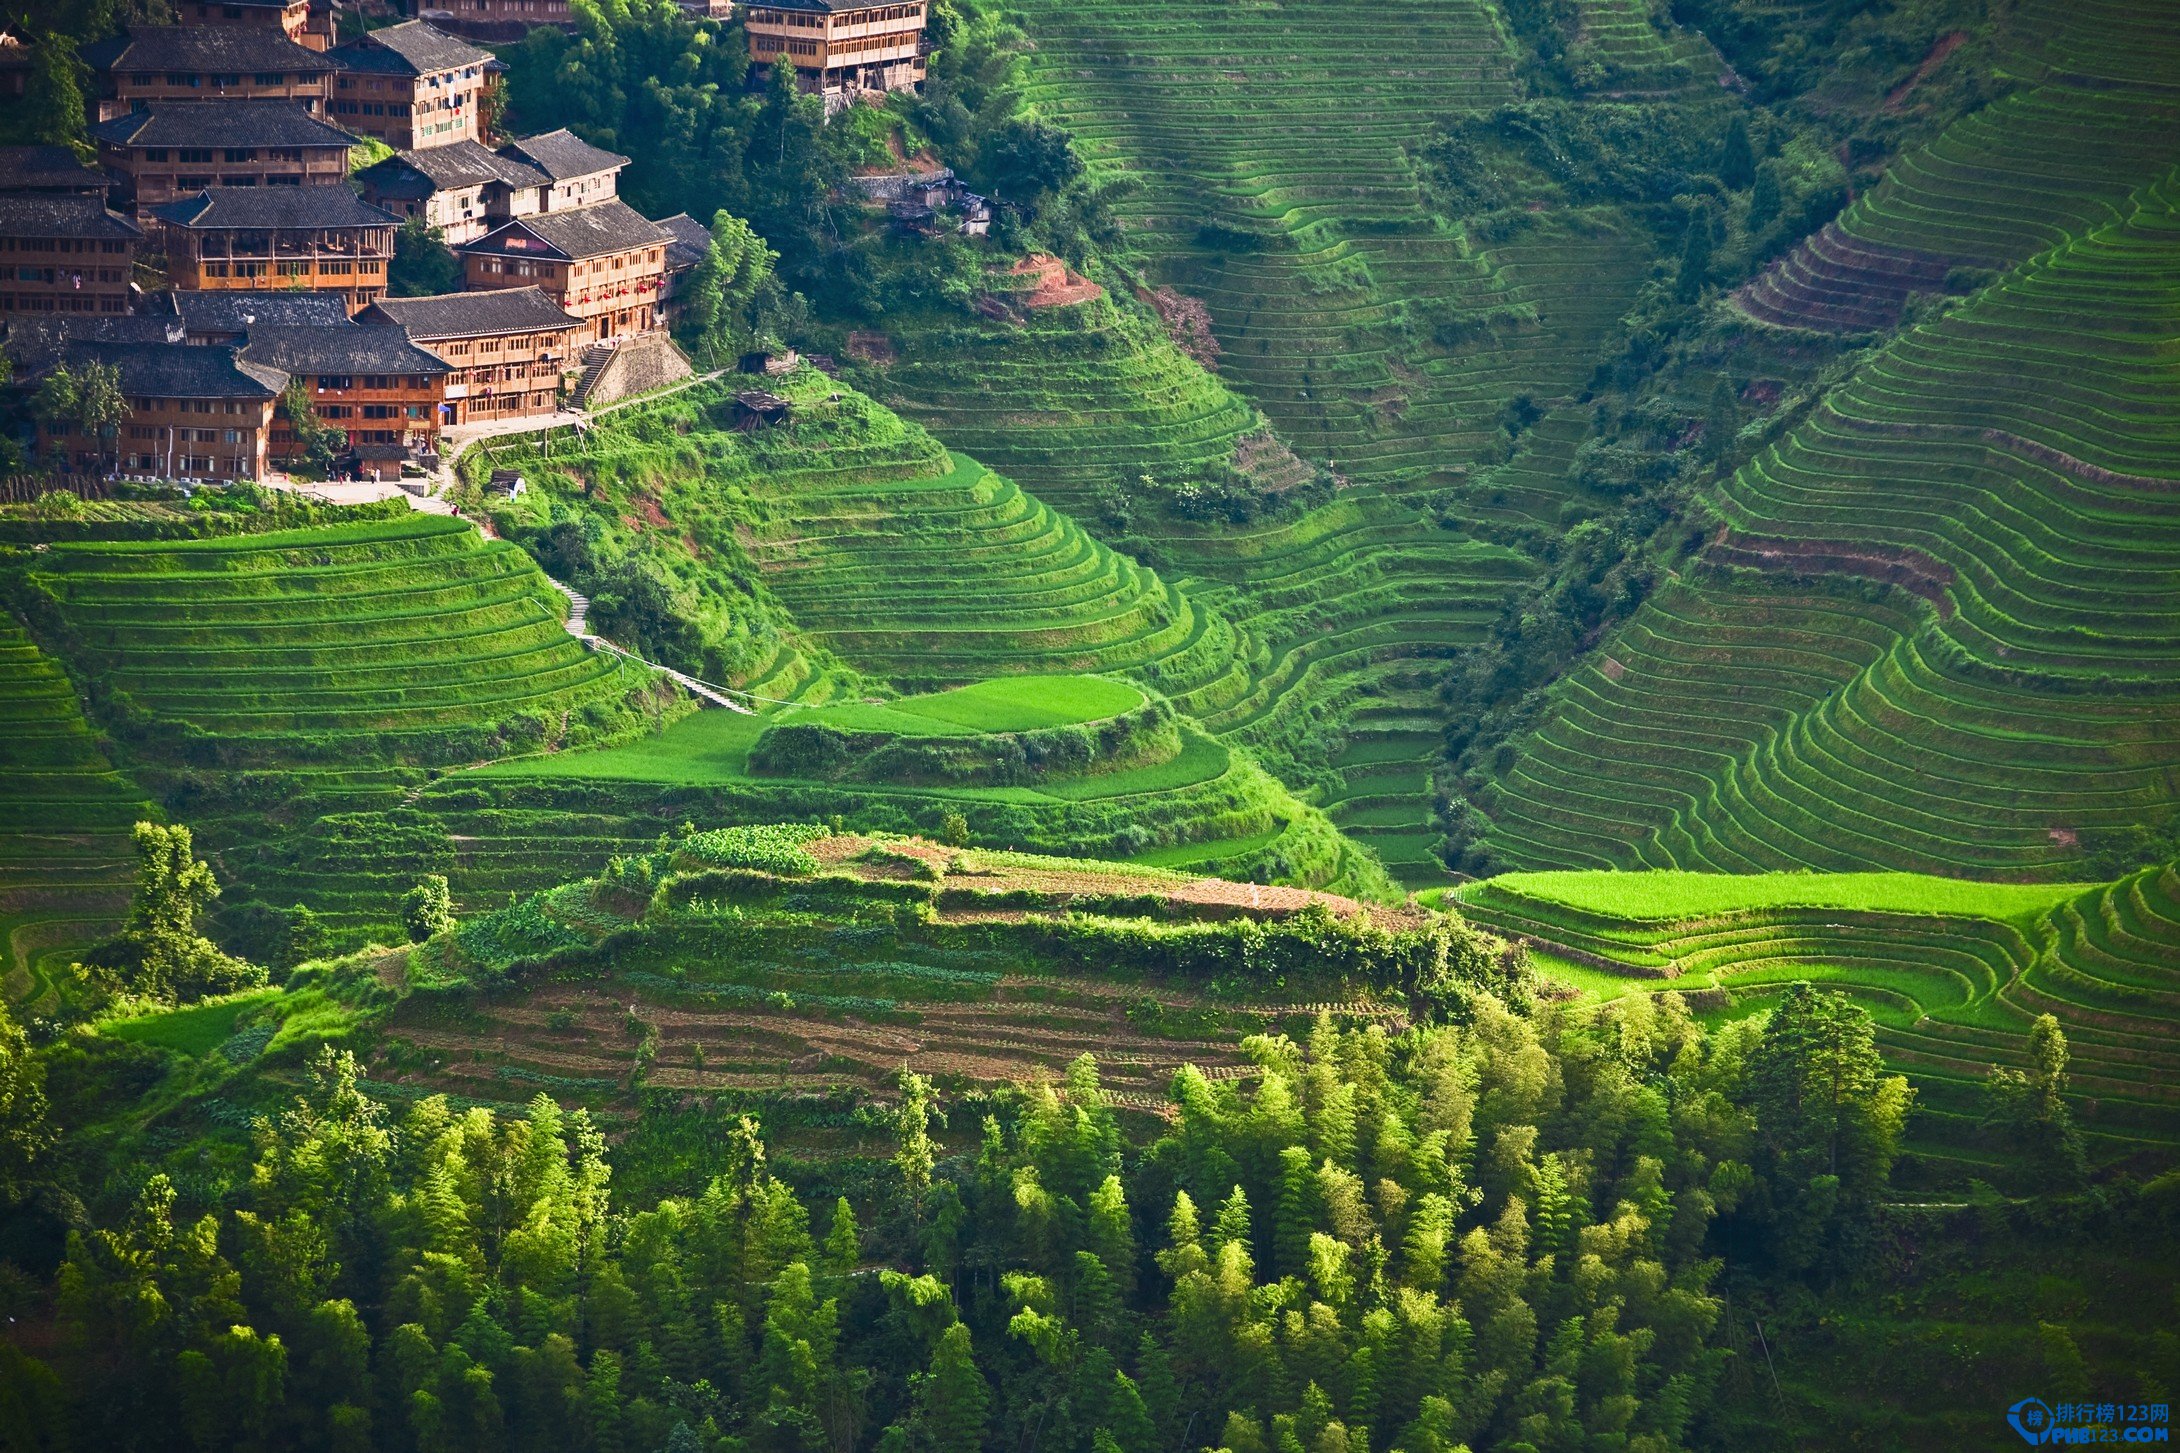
4,973,1953,1452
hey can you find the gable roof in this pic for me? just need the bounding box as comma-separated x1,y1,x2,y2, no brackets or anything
85,25,336,76
239,323,450,376
0,194,142,241
656,212,711,269
151,185,399,231
465,199,666,261
161,290,355,332
330,20,487,76
361,286,578,340
93,99,356,150
500,129,627,182
0,144,108,193
51,338,288,399
355,139,546,200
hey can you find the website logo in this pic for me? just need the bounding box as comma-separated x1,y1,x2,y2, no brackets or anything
2013,1399,2057,1446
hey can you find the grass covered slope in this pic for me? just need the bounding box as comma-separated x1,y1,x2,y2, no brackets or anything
0,614,151,1013
1478,174,2180,878
853,287,1275,518
14,512,672,766
372,827,1444,1117
1450,867,2180,1165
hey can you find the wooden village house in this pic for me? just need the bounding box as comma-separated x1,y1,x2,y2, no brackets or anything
0,195,142,321
84,25,337,121
359,286,580,424
93,100,356,212
459,199,669,344
151,185,400,310
328,21,490,151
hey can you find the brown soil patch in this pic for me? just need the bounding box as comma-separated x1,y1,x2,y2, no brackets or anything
1139,284,1221,368
1009,254,1104,309
2049,827,2079,848
1600,657,1627,682
1886,30,1967,111
1708,528,1956,615
845,330,897,365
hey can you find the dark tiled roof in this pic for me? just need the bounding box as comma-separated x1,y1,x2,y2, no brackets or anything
361,286,577,339
331,20,487,76
4,316,186,373
656,212,710,269
85,25,336,76
93,99,356,150
467,199,665,260
240,323,450,375
0,194,142,240
60,338,288,398
0,145,107,193
162,290,354,331
151,185,399,230
501,129,627,181
357,139,545,196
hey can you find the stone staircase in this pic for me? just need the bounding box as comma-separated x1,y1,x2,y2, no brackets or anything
569,341,617,409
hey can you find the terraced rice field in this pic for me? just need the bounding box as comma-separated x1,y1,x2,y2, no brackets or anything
742,452,1258,712
857,291,1272,518
0,614,150,1011
1562,0,1718,95
986,0,1669,849
1483,173,2180,877
1452,867,2180,1162
1739,0,2180,332
20,514,663,765
373,837,1411,1115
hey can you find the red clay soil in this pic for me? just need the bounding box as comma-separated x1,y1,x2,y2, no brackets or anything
1886,30,1968,111
1139,283,1220,367
805,834,1426,926
845,330,897,364
1010,254,1104,309
1708,528,1956,615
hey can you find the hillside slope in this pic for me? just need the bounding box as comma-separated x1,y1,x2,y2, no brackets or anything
1476,169,2180,877
1453,866,2180,1168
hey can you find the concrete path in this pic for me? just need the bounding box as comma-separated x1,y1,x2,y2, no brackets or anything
541,575,755,714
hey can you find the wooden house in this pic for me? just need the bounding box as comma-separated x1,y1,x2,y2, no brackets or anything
359,286,580,424
0,195,141,321
459,199,669,344
151,185,399,310
85,25,336,121
93,100,356,212
328,21,490,151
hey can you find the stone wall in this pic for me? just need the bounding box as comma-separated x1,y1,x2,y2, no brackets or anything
583,332,694,409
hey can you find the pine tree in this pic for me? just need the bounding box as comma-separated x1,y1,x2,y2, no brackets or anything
1675,209,1714,304
919,1322,990,1451
897,1069,937,1221
1719,115,1757,189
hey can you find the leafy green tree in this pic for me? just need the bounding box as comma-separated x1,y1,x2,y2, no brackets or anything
1675,207,1713,303
973,118,1080,209
31,360,124,474
24,35,88,149
897,1068,938,1220
914,1321,989,1451
283,903,330,967
281,381,347,476
0,998,51,1207
402,874,456,943
1745,984,1912,1268
85,821,263,1003
677,209,778,367
1985,1013,2088,1189
389,219,463,297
